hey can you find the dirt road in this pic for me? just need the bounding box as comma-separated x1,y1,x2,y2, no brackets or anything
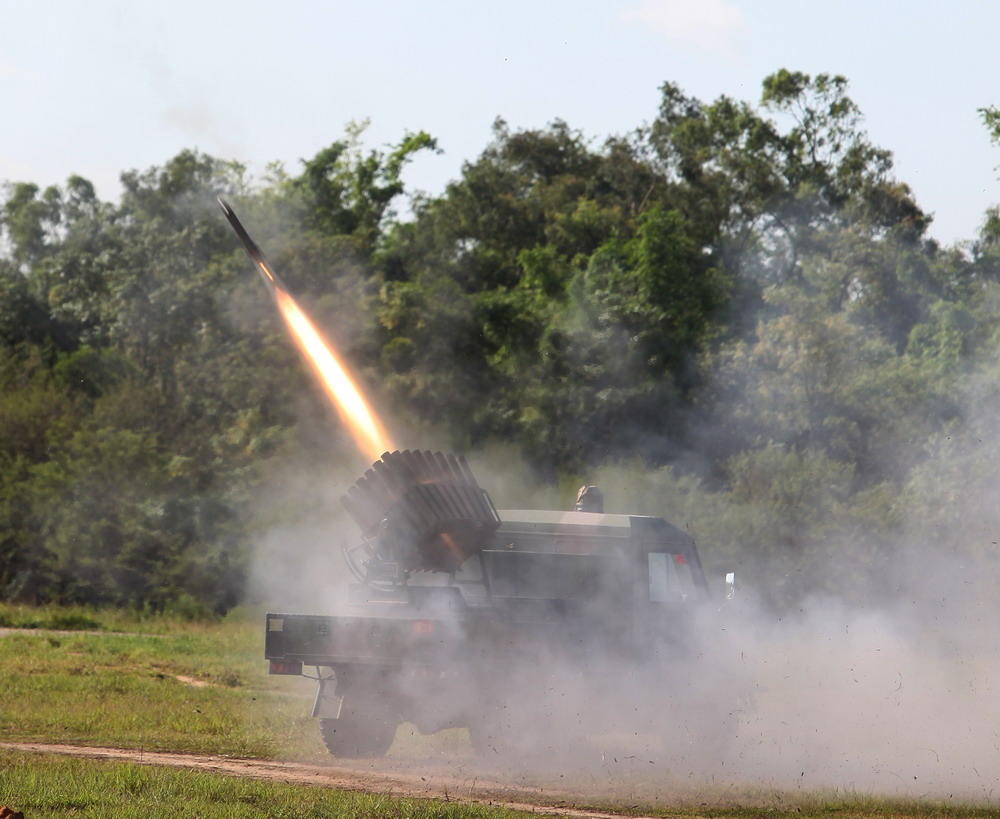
0,741,676,819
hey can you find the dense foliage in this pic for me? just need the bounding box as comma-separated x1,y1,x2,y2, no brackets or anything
3,71,1000,612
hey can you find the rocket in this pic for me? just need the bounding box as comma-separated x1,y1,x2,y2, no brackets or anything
217,196,288,294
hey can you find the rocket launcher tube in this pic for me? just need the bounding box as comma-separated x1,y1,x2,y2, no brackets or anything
341,450,501,574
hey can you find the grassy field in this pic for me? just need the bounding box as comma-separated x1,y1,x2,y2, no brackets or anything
1,750,997,819
0,748,540,819
1,603,998,818
0,603,321,759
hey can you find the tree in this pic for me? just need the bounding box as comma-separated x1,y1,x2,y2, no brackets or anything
294,121,438,252
648,71,928,299
1,181,61,270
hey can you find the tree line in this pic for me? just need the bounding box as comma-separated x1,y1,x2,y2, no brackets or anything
3,69,1000,613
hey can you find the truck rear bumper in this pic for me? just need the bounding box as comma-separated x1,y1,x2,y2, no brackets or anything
265,612,466,668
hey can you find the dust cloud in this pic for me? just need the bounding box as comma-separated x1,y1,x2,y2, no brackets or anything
705,588,1000,799
471,454,1000,800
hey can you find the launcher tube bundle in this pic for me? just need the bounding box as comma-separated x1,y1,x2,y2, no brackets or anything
340,450,501,574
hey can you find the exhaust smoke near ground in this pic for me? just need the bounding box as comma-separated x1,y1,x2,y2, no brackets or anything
416,546,1000,802
493,461,1000,798
727,596,1000,797
699,583,1000,797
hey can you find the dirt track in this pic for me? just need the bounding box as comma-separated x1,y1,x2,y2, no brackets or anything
0,742,670,818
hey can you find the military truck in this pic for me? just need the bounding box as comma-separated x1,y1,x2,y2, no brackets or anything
265,450,733,758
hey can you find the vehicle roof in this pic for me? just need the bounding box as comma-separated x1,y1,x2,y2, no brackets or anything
494,509,694,548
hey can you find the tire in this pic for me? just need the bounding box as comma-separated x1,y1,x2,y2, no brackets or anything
319,709,398,759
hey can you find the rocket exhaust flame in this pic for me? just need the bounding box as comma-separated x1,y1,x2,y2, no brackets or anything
273,288,393,460
218,197,393,461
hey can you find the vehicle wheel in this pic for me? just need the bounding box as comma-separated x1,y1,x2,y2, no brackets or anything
319,710,398,758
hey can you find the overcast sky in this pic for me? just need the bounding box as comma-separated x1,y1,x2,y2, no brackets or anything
2,1,997,246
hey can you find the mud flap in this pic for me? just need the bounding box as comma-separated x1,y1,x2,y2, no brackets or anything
312,672,344,719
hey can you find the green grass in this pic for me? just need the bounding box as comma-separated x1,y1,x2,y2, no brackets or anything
0,750,995,819
0,749,542,818
0,602,204,633
0,603,323,759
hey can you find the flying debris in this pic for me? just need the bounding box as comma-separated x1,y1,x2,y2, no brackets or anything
217,196,288,294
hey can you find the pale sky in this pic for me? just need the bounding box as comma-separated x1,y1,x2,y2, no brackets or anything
2,1,997,246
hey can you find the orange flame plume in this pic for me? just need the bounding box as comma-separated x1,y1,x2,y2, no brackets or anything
272,287,393,461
